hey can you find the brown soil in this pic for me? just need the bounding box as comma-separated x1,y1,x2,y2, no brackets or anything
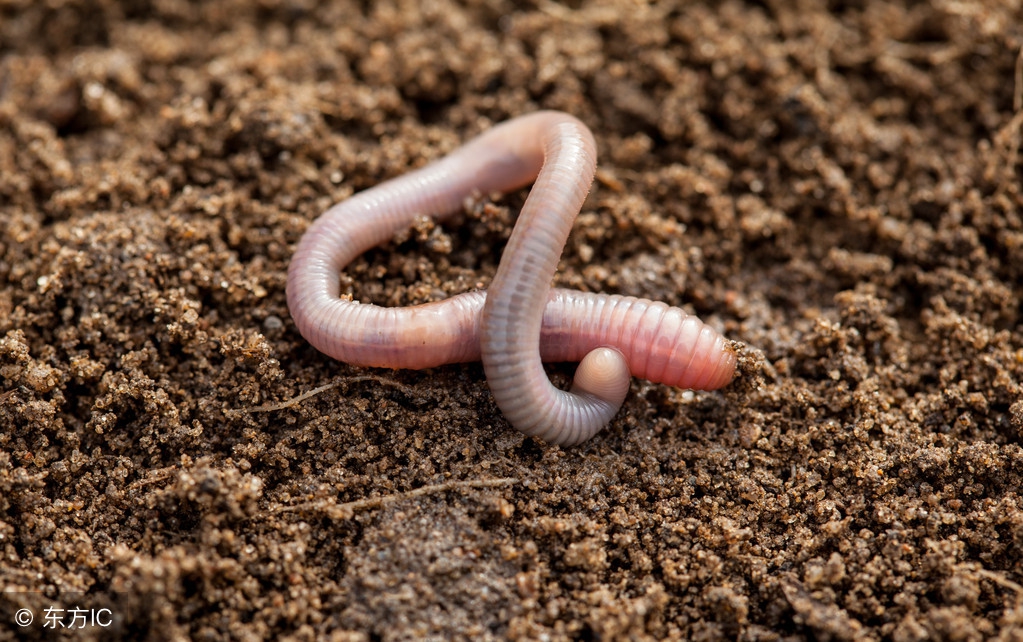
2,1,1023,640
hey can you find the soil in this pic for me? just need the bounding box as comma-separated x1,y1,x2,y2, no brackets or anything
1,0,1023,640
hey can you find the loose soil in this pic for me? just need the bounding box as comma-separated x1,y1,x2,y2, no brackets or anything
1,1,1022,640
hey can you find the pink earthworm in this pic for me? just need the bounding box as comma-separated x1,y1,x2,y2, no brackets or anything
286,111,735,445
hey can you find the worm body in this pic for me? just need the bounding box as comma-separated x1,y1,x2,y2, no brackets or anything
286,111,735,445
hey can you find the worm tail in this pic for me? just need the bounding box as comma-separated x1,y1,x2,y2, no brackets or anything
540,292,736,391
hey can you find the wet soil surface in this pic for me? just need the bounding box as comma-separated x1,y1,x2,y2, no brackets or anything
1,1,1022,640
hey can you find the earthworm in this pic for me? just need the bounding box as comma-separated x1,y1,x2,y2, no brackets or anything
286,111,735,445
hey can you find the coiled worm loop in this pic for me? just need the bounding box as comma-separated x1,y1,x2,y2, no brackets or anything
286,111,736,445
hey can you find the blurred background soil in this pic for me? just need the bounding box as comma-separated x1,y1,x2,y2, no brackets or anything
1,0,1023,639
